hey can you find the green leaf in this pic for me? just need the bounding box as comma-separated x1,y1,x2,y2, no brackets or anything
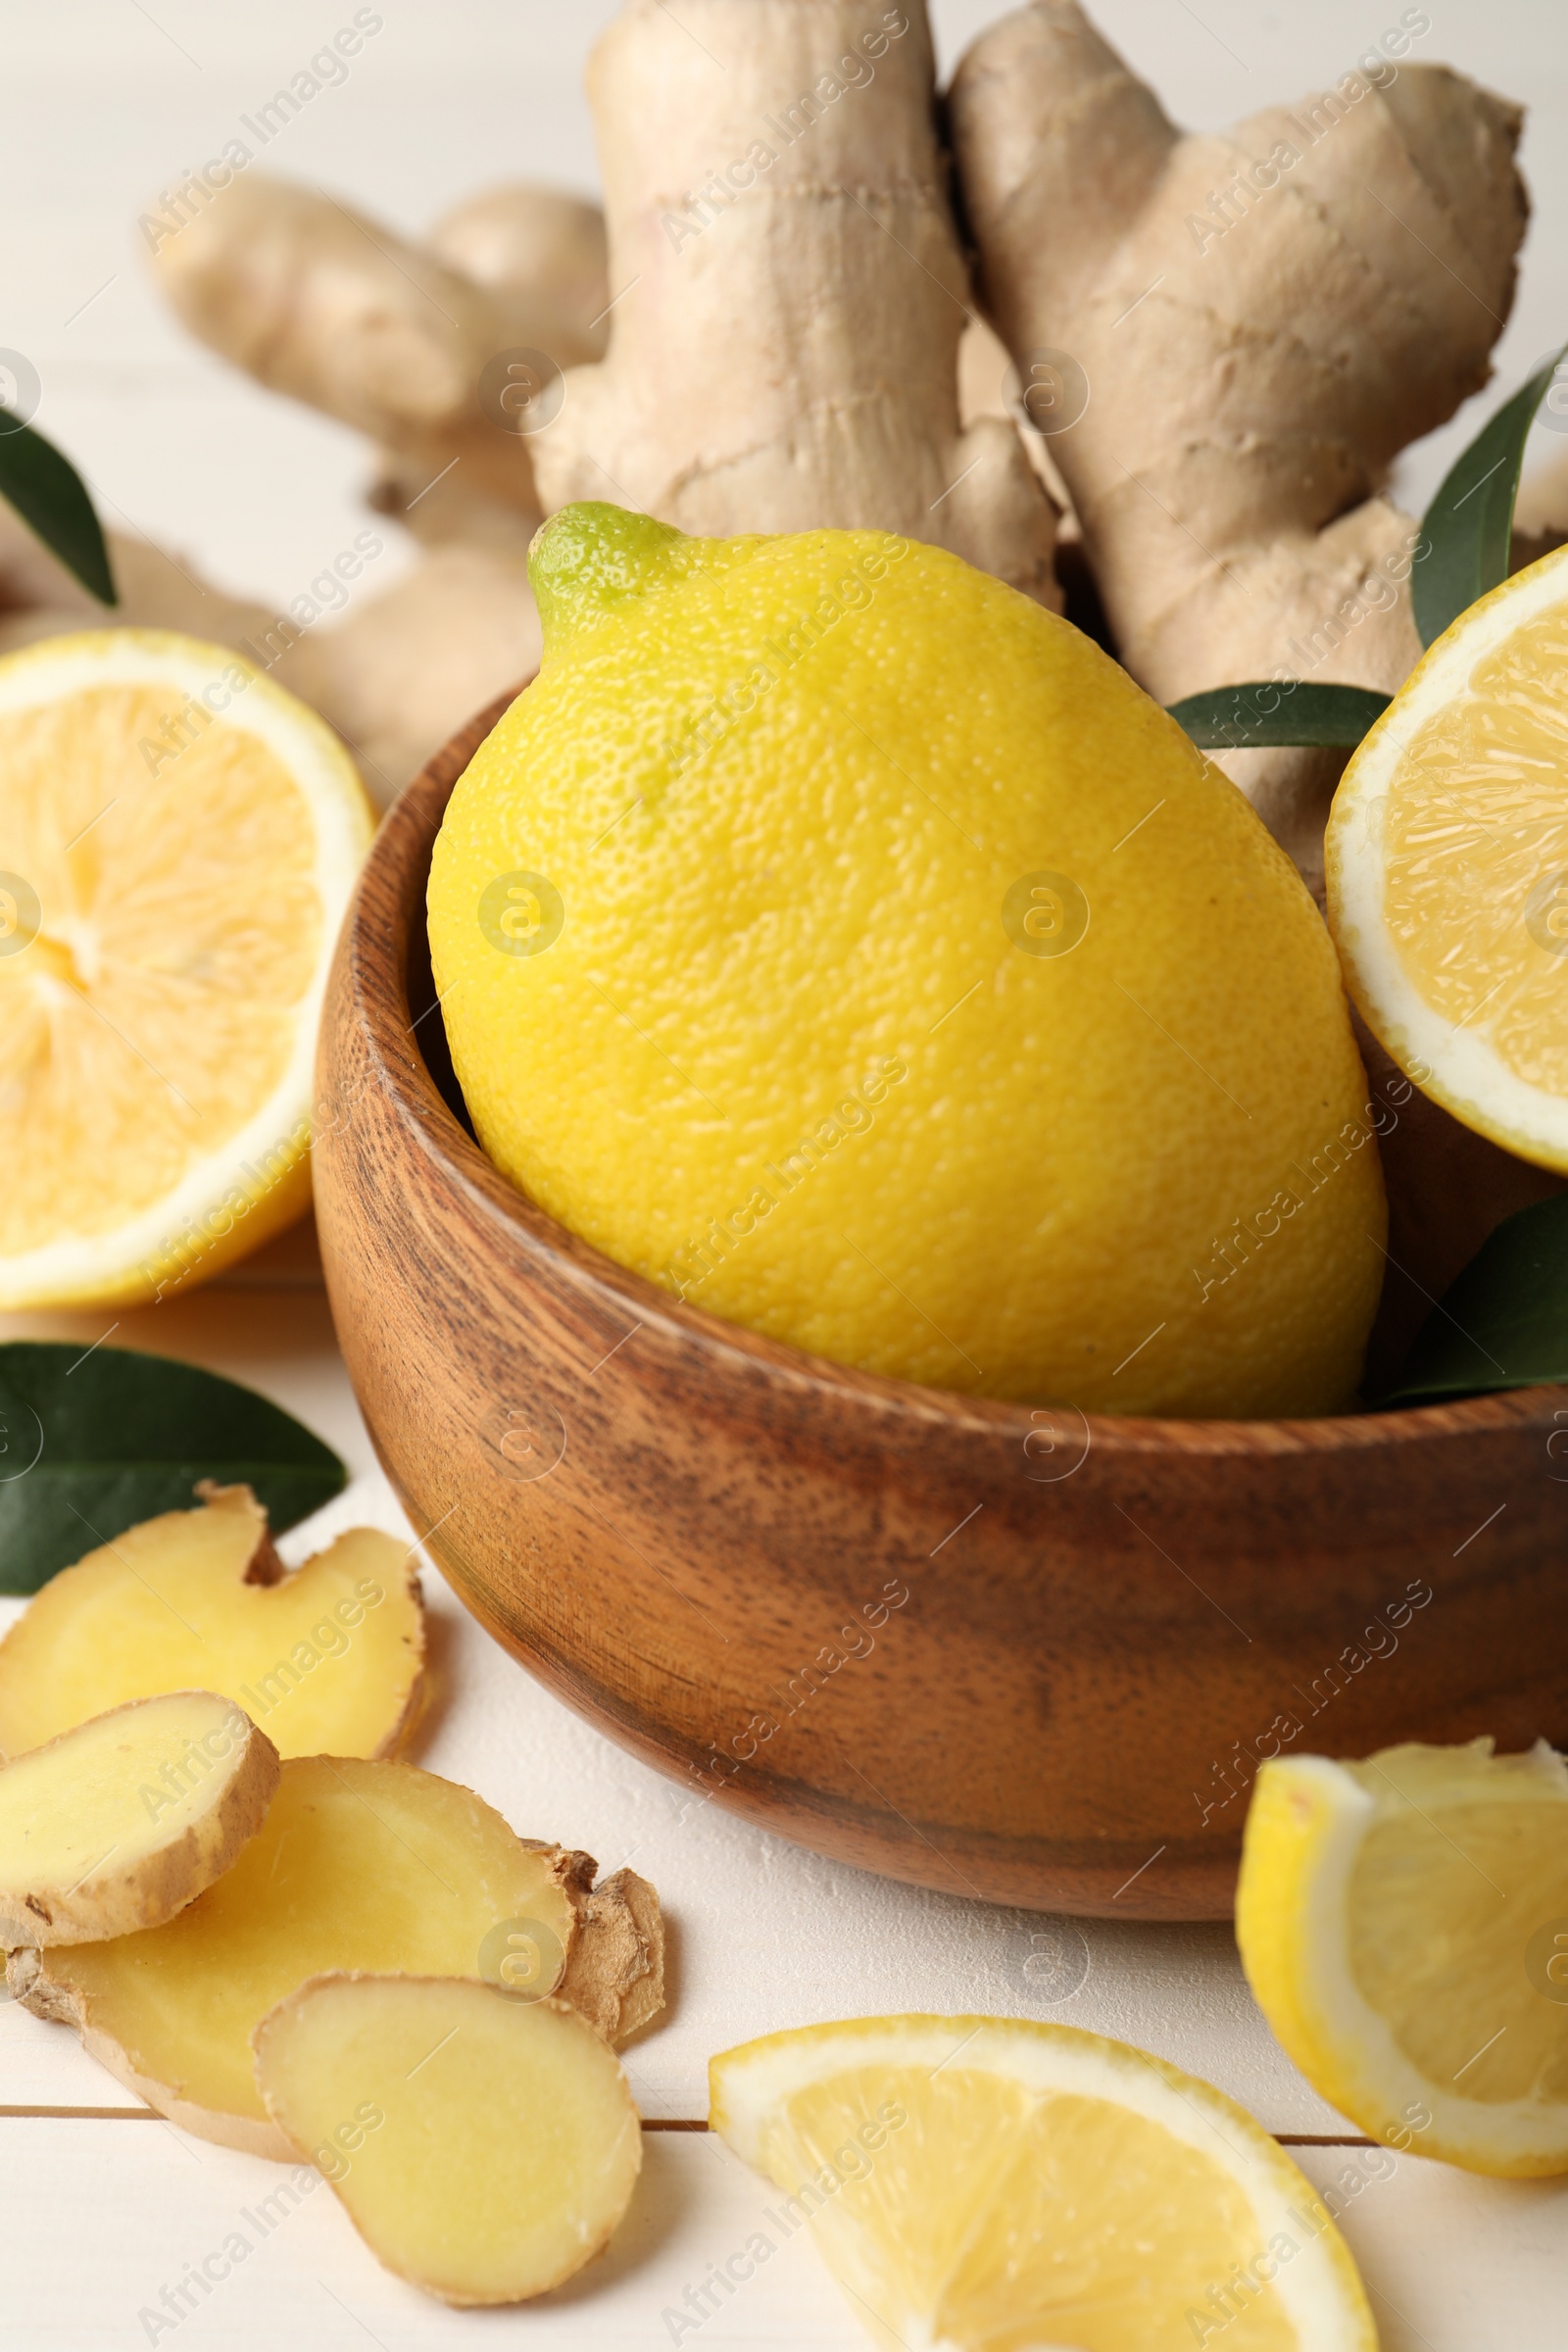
0,1344,345,1594
1373,1195,1568,1408
1165,682,1392,751
0,418,117,605
1412,342,1568,650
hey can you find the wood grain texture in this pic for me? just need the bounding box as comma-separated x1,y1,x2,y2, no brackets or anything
314,696,1568,1919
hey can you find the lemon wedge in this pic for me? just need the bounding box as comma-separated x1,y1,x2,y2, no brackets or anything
710,2014,1376,2349
1238,1740,1568,2178
0,629,373,1307
1327,541,1568,1167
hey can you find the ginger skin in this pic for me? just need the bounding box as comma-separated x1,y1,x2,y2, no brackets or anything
534,0,1056,604
427,184,609,332
949,0,1527,894
151,174,609,550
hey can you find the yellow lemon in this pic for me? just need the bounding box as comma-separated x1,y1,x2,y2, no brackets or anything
1238,1739,1568,2178
0,629,373,1308
1328,540,1568,1167
710,2013,1377,2349
428,505,1383,1415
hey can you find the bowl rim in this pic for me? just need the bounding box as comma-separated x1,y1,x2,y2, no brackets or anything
335,688,1565,1462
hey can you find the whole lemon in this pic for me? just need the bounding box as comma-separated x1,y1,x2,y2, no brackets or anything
428,505,1384,1416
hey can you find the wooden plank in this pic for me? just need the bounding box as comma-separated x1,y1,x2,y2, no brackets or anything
0,2120,1562,2347
1292,2144,1568,2352
0,2119,860,2349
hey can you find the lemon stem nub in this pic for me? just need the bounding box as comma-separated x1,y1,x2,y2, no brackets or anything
528,503,686,651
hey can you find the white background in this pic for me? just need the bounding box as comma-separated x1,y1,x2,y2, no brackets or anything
2,4,1567,2345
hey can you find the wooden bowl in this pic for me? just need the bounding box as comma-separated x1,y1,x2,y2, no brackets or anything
315,694,1568,1919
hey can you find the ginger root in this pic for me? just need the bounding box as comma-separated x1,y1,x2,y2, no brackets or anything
949,0,1527,892
60,18,1061,799
278,540,541,798
426,182,609,336
26,46,1064,799
0,176,606,805
946,0,1547,1340
127,173,612,794
0,1691,277,1946
0,501,277,663
12,1753,664,2153
254,1975,642,2304
9,7,1542,873
152,174,607,550
0,1484,424,1764
534,0,1056,603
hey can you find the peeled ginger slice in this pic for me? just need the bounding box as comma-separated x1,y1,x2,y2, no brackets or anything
0,1691,277,1945
0,1483,423,1761
255,1974,643,2304
10,1756,602,2153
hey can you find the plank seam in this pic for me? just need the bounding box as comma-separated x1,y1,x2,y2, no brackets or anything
0,2107,1373,2145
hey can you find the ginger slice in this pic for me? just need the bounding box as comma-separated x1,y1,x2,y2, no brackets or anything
0,1485,423,1762
254,1974,642,2305
10,1757,658,2155
0,1692,278,1946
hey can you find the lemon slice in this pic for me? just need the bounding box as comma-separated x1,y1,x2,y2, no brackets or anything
710,2014,1375,2350
1238,1740,1568,2179
0,629,373,1307
1327,541,1568,1167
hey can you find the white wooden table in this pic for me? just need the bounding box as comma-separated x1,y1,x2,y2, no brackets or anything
3,4,1568,2341
4,1244,1564,2346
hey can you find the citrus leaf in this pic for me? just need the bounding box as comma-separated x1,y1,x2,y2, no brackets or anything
0,1344,345,1594
0,418,117,605
1412,342,1568,651
1373,1195,1568,1408
1165,683,1391,751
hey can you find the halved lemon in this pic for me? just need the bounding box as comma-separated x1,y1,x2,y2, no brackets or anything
710,2013,1376,2349
1238,1740,1568,2178
0,630,373,1308
1327,541,1568,1167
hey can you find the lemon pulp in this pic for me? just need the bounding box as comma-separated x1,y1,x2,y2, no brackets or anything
1382,606,1568,1092
0,631,372,1306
